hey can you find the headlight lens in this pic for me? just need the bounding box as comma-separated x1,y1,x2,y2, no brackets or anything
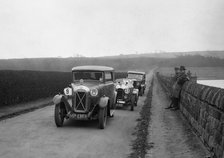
90,88,98,96
133,89,139,94
124,88,130,94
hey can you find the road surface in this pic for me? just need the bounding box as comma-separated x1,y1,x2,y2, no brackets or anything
0,71,153,158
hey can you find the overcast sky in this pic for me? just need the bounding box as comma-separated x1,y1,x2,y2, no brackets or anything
0,0,224,59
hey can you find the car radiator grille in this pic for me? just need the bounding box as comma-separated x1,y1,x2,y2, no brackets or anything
75,92,87,111
117,89,125,99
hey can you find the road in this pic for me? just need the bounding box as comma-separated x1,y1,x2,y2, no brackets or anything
0,72,153,158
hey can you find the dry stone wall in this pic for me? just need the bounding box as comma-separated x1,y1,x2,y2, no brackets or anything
157,73,224,158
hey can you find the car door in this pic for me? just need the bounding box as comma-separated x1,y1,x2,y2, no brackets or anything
103,71,115,107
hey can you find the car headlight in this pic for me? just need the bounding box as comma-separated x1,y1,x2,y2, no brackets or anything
90,88,98,96
133,89,139,94
124,88,130,94
116,85,120,89
64,87,72,96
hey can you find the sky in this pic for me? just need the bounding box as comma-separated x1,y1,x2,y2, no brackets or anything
0,0,224,59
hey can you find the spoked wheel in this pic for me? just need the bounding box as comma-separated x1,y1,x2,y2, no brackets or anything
98,106,107,129
54,104,65,127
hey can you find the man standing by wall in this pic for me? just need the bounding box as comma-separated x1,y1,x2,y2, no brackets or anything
166,66,189,110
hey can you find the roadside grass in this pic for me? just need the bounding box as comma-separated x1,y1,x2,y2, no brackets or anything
128,77,154,158
0,100,52,121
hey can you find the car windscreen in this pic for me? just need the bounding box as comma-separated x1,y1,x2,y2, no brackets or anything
127,73,143,80
73,71,103,81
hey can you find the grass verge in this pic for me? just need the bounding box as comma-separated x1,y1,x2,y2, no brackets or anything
128,77,154,158
0,101,52,121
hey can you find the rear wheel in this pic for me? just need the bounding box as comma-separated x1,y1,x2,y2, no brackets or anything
54,104,65,127
99,107,107,129
135,95,139,106
139,88,143,96
130,96,135,111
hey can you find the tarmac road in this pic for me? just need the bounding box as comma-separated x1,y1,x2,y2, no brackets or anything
0,71,153,158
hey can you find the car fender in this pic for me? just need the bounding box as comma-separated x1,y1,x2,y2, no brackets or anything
114,91,117,104
53,94,63,105
53,94,73,112
99,96,109,108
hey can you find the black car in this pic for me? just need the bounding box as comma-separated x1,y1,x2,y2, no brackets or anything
127,71,146,96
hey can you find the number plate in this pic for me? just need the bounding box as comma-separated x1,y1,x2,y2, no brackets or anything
76,114,88,119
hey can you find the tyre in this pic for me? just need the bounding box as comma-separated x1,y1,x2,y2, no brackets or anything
139,88,143,96
130,96,135,111
54,104,65,127
135,95,139,106
98,107,107,129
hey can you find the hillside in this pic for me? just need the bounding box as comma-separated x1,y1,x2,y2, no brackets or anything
99,50,224,59
0,52,224,72
0,57,161,72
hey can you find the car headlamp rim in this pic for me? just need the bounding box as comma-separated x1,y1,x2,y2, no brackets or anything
124,88,130,94
90,88,98,96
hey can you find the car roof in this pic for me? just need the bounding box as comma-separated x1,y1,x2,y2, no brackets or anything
128,71,145,75
72,65,114,71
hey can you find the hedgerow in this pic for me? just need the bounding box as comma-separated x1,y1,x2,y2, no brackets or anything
0,70,127,106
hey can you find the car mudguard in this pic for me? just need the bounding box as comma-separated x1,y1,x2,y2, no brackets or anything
113,91,117,105
99,96,109,108
53,94,73,112
53,94,63,105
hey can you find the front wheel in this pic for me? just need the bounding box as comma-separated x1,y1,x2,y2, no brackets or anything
54,104,65,127
139,88,143,96
143,87,145,94
98,107,107,129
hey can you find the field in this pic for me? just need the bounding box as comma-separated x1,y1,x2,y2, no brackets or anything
157,67,224,80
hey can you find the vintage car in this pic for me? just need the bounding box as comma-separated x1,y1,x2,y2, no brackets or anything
53,65,117,129
115,78,139,111
127,71,146,96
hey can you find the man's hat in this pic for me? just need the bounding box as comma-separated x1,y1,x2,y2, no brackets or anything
180,66,186,70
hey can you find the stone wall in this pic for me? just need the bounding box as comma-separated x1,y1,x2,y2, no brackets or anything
157,73,224,158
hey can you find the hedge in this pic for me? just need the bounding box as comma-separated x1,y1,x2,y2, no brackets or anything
0,70,127,106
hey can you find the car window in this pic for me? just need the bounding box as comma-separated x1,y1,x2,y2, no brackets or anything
127,73,143,80
105,72,112,81
73,71,103,81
